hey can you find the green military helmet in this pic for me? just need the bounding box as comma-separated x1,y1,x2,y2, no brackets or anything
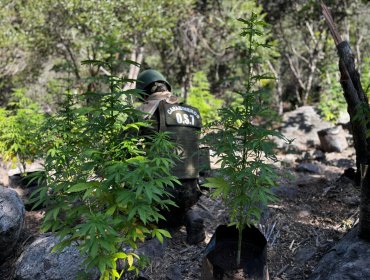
136,69,171,92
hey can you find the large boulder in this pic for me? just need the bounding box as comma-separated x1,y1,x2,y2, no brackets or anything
276,106,332,151
15,234,99,280
308,226,370,280
0,186,25,261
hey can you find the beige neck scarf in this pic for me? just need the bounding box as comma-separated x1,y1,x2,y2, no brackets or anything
137,91,178,119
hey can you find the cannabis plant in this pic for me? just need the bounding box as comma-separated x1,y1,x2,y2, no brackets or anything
31,60,178,279
0,88,44,174
203,14,286,266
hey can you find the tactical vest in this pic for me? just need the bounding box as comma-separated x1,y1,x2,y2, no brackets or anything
157,101,202,179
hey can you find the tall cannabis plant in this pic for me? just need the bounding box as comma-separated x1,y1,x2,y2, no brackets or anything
31,60,178,279
204,13,286,266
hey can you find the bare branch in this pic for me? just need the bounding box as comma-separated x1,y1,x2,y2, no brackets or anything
306,22,317,46
320,2,343,45
286,55,305,90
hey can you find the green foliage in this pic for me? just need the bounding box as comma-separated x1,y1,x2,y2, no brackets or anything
0,0,193,108
2,0,370,116
361,57,370,96
187,71,223,124
203,13,286,266
0,88,44,173
31,60,179,279
319,57,370,123
319,63,347,123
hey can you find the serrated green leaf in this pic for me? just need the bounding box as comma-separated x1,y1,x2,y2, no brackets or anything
68,182,98,193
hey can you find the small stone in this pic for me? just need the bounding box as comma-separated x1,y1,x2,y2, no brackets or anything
272,185,298,199
166,264,183,280
318,126,349,153
296,163,321,174
282,154,298,165
343,196,360,207
342,168,356,181
298,210,311,218
312,150,325,161
136,237,168,260
295,246,316,263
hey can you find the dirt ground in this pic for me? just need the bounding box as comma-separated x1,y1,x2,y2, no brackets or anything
138,147,359,279
1,146,359,280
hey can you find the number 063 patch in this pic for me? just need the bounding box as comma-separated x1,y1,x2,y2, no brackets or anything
164,104,202,128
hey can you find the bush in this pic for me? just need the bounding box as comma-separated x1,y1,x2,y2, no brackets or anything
187,71,223,124
319,63,347,123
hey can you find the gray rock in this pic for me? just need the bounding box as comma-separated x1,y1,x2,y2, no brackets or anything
275,106,332,151
0,186,25,261
192,205,214,221
185,209,205,245
318,126,349,152
136,237,168,260
119,238,169,280
314,150,326,160
295,246,316,263
311,150,326,161
8,160,44,177
296,163,321,174
337,111,350,124
14,234,99,280
272,185,298,199
166,264,183,280
308,227,370,280
342,196,360,207
298,210,311,218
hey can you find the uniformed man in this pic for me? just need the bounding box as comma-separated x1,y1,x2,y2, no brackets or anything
136,69,205,244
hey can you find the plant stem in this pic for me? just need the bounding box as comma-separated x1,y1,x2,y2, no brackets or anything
237,15,254,269
237,226,243,267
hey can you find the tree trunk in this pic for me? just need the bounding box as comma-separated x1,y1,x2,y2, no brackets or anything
267,60,284,115
123,46,144,91
182,64,192,103
338,42,370,240
321,3,370,240
359,166,370,238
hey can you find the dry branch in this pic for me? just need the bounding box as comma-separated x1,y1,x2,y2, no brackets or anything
321,3,343,45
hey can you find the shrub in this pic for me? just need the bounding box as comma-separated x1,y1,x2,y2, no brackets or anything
187,71,223,124
319,63,347,122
